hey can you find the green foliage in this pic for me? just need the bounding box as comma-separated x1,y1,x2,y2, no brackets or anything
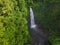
0,0,31,45
0,0,60,45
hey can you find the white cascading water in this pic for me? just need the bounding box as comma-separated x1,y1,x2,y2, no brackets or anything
29,7,49,45
30,7,36,28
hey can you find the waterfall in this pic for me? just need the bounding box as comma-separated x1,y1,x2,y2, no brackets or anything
30,7,36,28
29,7,49,45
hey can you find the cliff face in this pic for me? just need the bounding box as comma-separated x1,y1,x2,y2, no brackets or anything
31,0,60,45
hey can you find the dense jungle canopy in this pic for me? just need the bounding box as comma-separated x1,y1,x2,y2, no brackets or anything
0,0,60,45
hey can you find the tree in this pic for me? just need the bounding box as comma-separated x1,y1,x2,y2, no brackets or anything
0,0,31,45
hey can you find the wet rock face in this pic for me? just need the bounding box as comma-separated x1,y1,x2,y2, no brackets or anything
29,26,49,45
